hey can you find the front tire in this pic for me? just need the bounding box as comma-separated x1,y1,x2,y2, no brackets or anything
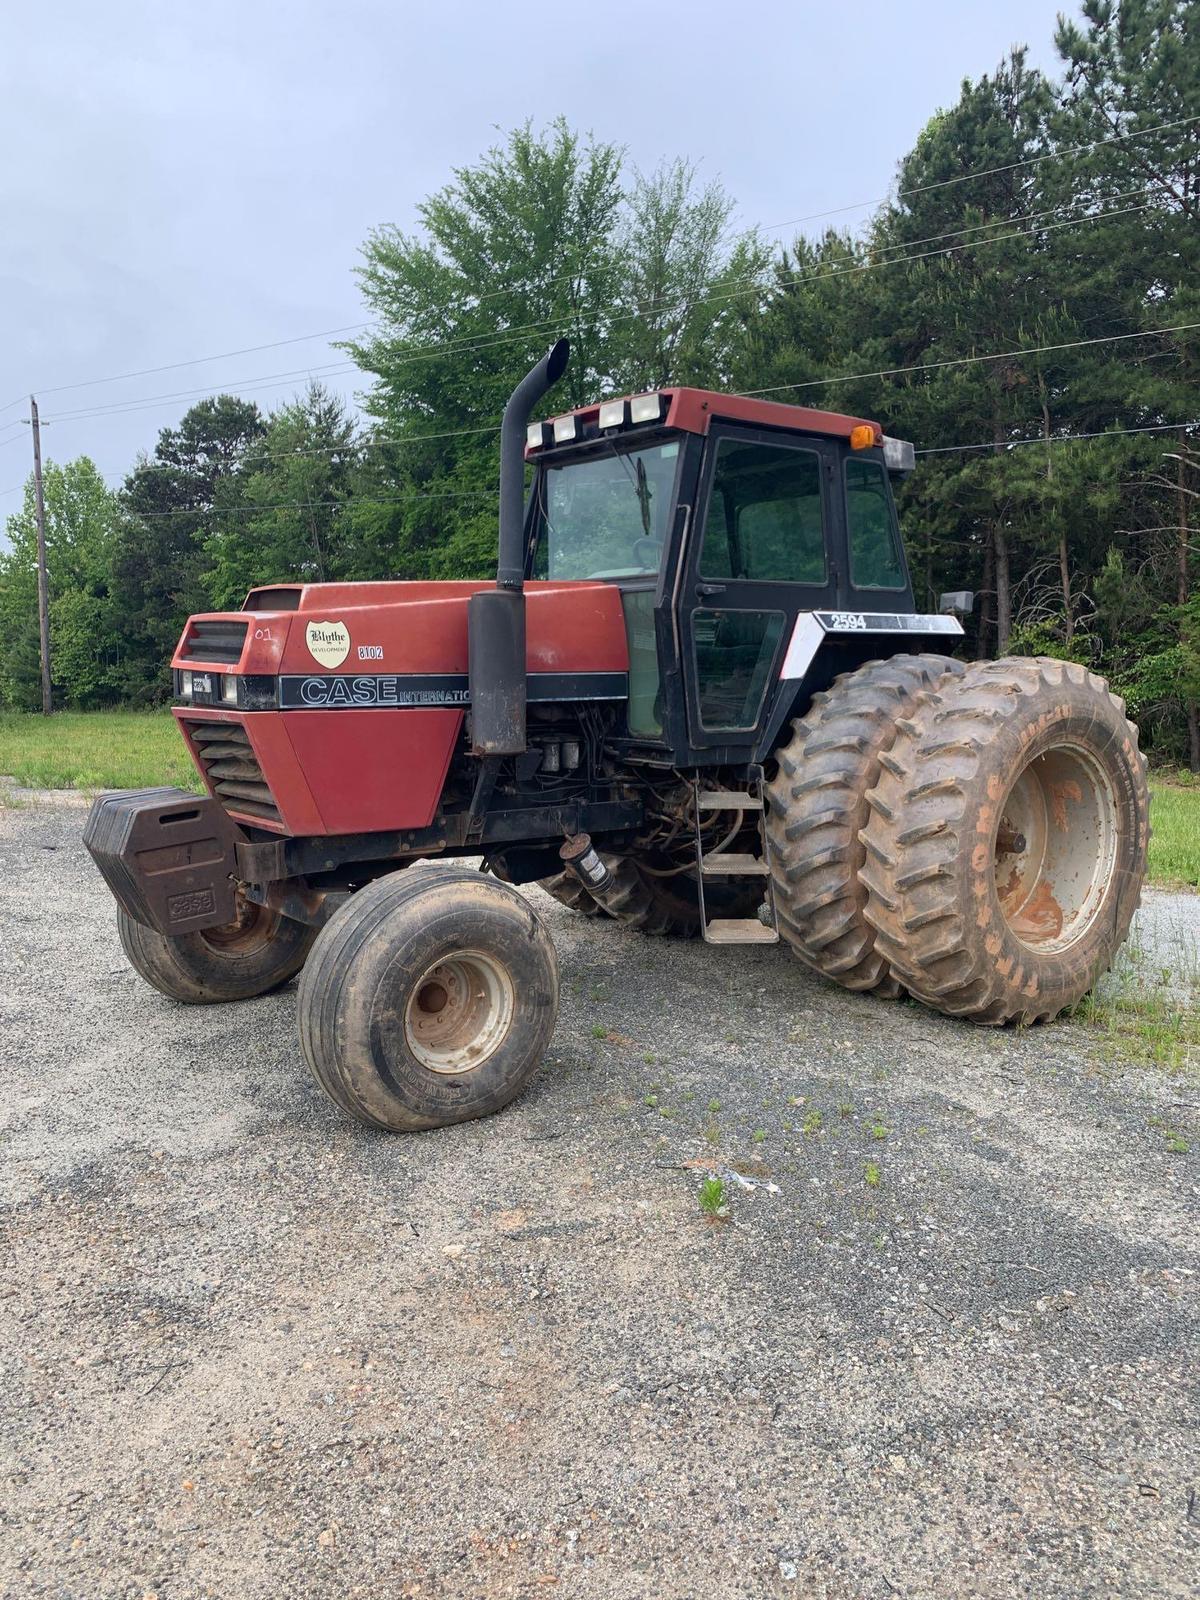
859,658,1149,1025
117,898,316,1004
298,865,559,1132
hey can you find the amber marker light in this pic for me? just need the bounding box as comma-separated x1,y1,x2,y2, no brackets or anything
849,424,876,450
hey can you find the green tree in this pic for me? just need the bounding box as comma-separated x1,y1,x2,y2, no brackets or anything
347,120,764,579
1052,0,1200,762
613,159,771,391
205,384,360,609
0,458,124,709
112,395,264,701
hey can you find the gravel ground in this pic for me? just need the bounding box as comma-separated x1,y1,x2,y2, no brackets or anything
2,800,1198,1600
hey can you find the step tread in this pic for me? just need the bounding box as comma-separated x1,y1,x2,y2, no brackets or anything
700,853,771,877
703,918,780,945
696,790,765,810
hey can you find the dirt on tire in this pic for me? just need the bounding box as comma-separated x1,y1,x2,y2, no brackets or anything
765,653,963,994
859,656,1150,1024
117,901,316,1004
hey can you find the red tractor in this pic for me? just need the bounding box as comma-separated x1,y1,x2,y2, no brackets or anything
86,340,1150,1132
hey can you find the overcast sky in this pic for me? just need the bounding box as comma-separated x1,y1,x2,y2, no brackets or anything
0,0,1069,510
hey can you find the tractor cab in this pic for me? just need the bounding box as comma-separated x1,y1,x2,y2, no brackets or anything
523,387,934,763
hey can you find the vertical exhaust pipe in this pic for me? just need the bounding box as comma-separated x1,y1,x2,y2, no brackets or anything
468,338,570,755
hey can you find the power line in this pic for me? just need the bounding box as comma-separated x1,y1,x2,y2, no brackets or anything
43,193,1154,429
742,320,1200,399
20,247,1189,501
759,111,1198,234
15,111,1194,420
100,319,1200,479
916,419,1198,456
48,311,1197,494
0,321,372,411
44,360,359,424
118,421,502,477
103,422,1200,514
124,487,498,519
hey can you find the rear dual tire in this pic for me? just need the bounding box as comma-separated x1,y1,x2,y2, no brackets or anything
859,657,1149,1024
765,654,964,994
764,653,1147,1024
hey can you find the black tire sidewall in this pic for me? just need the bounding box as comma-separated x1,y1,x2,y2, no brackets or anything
304,870,559,1132
118,904,315,1004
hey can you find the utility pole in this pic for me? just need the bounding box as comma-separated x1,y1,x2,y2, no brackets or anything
30,396,52,716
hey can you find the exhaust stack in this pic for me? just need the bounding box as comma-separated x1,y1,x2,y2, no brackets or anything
468,338,570,755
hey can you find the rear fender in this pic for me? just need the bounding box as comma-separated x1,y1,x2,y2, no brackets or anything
755,610,964,761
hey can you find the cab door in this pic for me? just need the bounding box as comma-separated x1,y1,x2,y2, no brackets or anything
676,426,843,754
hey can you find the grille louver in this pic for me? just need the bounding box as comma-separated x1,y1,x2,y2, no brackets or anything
180,620,249,665
185,721,282,826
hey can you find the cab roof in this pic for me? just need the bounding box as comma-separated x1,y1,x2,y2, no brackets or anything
544,386,882,448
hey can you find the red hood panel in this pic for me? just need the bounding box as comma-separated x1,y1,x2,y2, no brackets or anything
175,580,629,676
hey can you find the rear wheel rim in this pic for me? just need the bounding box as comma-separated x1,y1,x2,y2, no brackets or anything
994,741,1118,953
403,950,516,1074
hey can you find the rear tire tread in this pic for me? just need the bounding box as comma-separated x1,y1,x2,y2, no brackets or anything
764,653,965,996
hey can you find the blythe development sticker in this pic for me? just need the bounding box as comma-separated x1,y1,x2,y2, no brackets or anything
304,620,351,669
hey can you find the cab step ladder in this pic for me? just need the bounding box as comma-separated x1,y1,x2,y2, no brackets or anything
693,774,780,946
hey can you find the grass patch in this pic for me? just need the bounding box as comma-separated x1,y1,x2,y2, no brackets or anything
0,711,202,793
698,1176,729,1219
0,717,1196,891
1148,779,1200,889
1071,989,1200,1076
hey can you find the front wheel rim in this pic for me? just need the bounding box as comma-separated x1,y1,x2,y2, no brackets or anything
994,741,1119,954
403,950,516,1074
200,893,280,955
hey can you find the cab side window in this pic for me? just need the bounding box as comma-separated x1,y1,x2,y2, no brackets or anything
846,458,906,590
699,440,825,583
692,439,826,731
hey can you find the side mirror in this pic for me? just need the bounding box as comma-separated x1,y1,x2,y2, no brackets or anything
939,591,975,616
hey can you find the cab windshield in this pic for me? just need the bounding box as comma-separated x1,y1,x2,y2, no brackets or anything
531,440,680,580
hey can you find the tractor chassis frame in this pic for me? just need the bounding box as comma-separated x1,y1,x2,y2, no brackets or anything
225,795,648,929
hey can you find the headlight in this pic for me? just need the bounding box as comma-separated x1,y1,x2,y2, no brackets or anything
221,674,239,705
630,392,663,424
179,671,193,698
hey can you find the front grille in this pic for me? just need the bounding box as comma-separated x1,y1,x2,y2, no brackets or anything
180,619,249,665
185,721,283,826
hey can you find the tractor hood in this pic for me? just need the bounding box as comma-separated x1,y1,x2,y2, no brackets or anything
173,579,630,706
168,580,631,838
